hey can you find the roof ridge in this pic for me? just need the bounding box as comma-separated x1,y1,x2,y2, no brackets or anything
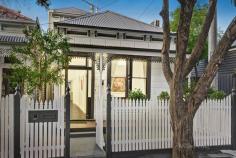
53,7,88,13
106,10,160,29
54,7,85,11
61,10,108,23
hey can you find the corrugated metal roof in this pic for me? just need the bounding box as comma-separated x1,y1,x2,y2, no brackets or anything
53,7,88,16
0,35,26,43
57,11,163,33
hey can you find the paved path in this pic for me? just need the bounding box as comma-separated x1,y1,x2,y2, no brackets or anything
70,137,105,158
69,138,236,158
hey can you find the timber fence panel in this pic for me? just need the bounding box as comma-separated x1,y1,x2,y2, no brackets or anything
0,95,14,158
111,96,232,152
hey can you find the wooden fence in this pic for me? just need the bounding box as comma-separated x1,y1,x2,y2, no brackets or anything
0,95,14,158
111,96,231,152
0,95,65,158
20,96,65,158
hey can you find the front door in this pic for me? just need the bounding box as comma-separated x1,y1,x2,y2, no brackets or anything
67,56,94,121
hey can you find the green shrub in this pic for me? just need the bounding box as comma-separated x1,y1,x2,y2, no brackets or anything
157,87,225,100
208,88,225,99
128,89,146,100
158,91,170,100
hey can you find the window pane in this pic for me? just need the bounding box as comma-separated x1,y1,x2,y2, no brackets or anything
111,59,126,77
132,78,146,95
69,57,86,66
111,59,127,97
132,60,147,78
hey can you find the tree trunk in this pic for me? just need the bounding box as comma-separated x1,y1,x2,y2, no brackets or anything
172,114,194,158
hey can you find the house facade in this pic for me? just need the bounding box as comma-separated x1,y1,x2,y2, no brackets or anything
0,5,35,98
51,9,176,118
50,8,176,149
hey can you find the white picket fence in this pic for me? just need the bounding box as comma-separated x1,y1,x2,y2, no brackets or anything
20,96,65,158
0,95,14,158
111,96,231,152
0,95,65,158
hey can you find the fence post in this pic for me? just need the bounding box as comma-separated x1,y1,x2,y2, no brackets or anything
65,86,70,158
14,85,21,158
106,84,112,158
232,73,236,149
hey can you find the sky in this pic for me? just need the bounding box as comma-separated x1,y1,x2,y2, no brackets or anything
0,0,235,31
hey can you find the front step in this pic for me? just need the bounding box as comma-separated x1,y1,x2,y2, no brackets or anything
70,131,96,138
70,127,96,133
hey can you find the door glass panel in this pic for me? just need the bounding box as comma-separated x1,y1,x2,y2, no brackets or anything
68,69,87,120
69,57,86,66
88,70,92,97
87,58,92,67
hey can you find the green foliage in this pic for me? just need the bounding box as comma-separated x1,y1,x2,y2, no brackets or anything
158,91,170,100
208,88,225,99
9,27,70,95
170,4,208,59
183,81,197,99
159,86,225,100
128,89,146,100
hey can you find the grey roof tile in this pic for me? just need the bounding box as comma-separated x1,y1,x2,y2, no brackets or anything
57,11,163,33
0,35,26,43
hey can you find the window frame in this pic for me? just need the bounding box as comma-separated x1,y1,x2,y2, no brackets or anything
108,56,151,98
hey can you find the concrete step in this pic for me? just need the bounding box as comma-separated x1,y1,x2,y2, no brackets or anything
70,131,96,138
70,127,96,133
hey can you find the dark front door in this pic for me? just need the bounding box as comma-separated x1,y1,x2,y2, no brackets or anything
67,56,94,120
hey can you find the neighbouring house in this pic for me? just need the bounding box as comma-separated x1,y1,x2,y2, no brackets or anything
0,5,35,97
51,7,176,149
48,7,89,30
217,41,236,94
191,41,236,94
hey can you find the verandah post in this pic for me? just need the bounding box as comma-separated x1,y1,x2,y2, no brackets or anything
65,85,70,158
232,73,236,149
14,85,21,158
106,84,112,157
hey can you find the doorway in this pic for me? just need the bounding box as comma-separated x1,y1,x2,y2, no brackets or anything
67,56,94,121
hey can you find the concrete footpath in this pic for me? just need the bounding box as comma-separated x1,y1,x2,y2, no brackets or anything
69,136,236,158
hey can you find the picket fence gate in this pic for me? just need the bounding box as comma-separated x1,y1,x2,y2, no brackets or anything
0,95,65,158
111,96,231,152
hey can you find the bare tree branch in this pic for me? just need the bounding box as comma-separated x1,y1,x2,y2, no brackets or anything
184,0,217,77
188,17,236,114
160,0,173,85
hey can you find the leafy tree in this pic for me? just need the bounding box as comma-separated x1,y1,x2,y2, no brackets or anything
160,0,236,157
9,27,70,101
170,4,208,59
170,4,208,80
